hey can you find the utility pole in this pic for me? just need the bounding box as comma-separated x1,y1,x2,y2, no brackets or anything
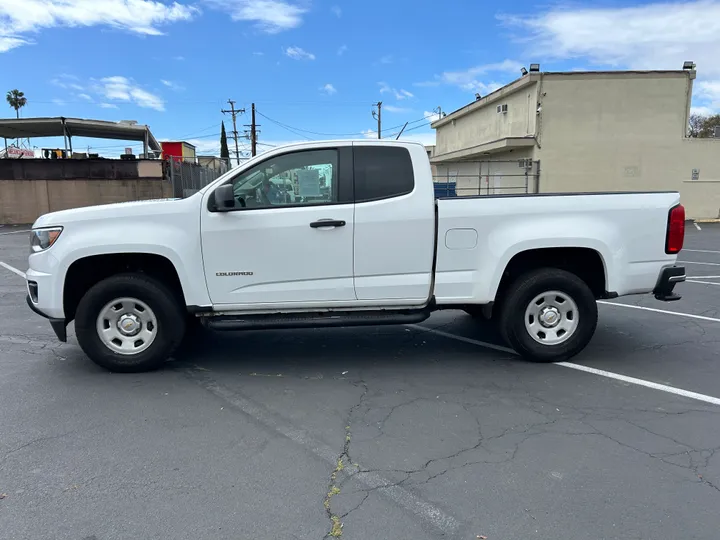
372,102,382,139
221,99,245,165
244,103,260,157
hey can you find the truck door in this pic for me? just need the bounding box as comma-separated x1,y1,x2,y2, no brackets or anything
201,146,356,306
352,143,436,302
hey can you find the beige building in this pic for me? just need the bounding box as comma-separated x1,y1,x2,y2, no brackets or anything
431,68,720,219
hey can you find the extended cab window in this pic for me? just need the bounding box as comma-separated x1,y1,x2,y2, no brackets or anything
228,149,338,209
354,146,414,202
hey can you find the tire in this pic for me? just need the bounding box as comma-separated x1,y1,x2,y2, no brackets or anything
75,273,186,373
498,268,598,363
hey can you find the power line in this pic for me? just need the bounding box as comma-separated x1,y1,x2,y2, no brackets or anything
255,110,314,141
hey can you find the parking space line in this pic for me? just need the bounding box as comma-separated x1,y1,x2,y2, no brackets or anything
684,249,720,254
0,230,31,236
693,222,702,231
679,261,720,266
0,261,26,279
407,324,516,354
597,300,720,323
687,275,720,279
555,363,720,406
687,280,720,286
416,323,720,407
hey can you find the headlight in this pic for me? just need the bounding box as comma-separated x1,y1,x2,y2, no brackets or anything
30,227,63,253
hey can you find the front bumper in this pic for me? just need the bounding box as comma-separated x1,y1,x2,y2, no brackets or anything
26,295,68,342
653,266,685,301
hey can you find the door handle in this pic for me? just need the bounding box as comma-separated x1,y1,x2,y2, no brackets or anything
310,219,346,228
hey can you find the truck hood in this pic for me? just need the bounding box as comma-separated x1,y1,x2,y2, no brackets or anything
33,198,184,228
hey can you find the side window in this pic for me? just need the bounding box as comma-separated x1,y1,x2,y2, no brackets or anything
354,146,415,202
229,149,338,209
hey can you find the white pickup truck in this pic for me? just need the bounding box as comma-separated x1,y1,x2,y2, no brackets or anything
26,140,686,372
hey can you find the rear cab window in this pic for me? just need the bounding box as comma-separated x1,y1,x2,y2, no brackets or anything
353,146,415,202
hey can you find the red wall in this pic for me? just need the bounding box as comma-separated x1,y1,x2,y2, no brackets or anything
161,142,183,161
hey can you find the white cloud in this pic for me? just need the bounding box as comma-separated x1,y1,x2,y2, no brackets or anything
424,110,440,123
378,82,414,100
96,76,165,111
337,44,347,56
501,1,720,112
99,102,118,109
284,46,315,60
422,59,521,92
77,93,93,102
0,0,198,52
379,55,393,64
501,1,720,76
691,105,716,116
384,105,411,113
51,74,85,91
361,129,378,139
320,83,337,95
331,5,341,17
160,79,184,91
51,98,66,106
174,55,185,61
252,51,264,56
696,80,720,111
207,0,306,33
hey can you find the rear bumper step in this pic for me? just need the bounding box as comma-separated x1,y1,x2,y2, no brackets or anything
653,266,685,302
204,309,431,331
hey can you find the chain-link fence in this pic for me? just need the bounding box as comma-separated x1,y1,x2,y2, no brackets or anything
167,156,233,198
433,159,540,198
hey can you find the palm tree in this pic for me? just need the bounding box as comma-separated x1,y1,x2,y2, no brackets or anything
6,89,27,118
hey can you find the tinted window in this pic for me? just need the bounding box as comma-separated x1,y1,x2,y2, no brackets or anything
227,149,338,209
353,146,414,202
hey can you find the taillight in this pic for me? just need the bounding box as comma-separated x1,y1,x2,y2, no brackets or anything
665,204,685,254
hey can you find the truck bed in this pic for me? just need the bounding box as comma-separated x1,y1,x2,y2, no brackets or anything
433,191,681,304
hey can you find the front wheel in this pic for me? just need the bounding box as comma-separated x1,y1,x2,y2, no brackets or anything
498,268,598,363
75,274,186,373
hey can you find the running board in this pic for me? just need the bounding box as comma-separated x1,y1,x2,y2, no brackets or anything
204,309,431,331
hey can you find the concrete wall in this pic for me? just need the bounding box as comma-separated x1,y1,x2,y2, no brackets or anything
435,82,538,156
0,159,172,224
534,71,720,218
0,178,173,224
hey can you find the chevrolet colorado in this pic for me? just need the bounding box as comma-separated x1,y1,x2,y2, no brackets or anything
26,140,686,372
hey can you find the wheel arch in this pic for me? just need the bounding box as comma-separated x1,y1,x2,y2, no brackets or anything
63,252,186,322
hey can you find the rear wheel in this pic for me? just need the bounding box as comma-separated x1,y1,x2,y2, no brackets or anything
75,274,186,373
498,268,597,362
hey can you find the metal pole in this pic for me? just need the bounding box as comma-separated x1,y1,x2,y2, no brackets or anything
68,135,73,154
395,122,408,140
377,102,382,139
144,129,149,158
251,103,257,157
61,118,68,155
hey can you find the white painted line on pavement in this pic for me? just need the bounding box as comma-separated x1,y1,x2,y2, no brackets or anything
0,261,26,279
687,280,720,286
0,229,31,236
687,275,720,279
597,300,720,323
556,362,720,406
684,249,720,254
414,322,720,407
693,222,702,231
406,324,516,354
679,260,720,266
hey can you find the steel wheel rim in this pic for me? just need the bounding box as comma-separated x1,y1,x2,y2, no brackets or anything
524,290,579,346
96,297,158,355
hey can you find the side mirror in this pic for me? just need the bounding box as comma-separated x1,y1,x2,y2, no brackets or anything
214,184,235,211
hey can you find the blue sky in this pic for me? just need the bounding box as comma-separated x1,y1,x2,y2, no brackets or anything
2,0,720,157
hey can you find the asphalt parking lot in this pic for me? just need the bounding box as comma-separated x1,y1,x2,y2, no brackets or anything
1,223,720,540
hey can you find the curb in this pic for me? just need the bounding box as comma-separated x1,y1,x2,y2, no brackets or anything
694,219,720,223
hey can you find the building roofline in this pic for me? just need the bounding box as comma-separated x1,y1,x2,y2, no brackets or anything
432,69,696,129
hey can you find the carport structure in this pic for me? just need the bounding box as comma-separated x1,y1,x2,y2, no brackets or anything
0,116,161,156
